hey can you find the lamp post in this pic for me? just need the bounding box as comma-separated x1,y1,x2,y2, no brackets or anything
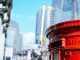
0,0,12,60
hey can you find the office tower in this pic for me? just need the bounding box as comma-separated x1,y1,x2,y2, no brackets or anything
14,34,22,53
8,21,22,54
7,20,19,47
35,4,54,49
6,20,21,60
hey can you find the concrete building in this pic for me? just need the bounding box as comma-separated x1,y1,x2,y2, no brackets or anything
5,47,13,60
42,51,50,60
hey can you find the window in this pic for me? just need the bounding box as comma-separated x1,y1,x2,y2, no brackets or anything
53,53,58,60
51,40,62,48
6,57,11,60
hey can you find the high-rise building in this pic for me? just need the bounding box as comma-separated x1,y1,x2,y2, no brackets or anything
6,20,21,60
8,21,22,54
7,20,19,47
35,4,54,49
14,34,22,53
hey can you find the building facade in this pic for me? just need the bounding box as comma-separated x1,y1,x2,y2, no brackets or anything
6,20,22,60
7,20,19,47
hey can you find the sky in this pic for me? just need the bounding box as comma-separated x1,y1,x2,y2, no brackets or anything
10,0,80,51
11,0,52,34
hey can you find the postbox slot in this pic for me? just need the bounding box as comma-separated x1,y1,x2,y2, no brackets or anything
51,40,62,48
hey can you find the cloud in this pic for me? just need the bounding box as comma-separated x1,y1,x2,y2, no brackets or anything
22,32,36,50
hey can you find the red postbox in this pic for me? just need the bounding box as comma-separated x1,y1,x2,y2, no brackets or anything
46,0,80,60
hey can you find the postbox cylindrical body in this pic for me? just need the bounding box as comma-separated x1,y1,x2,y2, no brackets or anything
46,0,80,60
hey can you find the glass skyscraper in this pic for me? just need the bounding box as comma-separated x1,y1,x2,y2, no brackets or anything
35,4,54,49
7,20,19,47
7,20,22,55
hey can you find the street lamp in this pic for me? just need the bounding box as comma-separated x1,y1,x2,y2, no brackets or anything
0,0,12,60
